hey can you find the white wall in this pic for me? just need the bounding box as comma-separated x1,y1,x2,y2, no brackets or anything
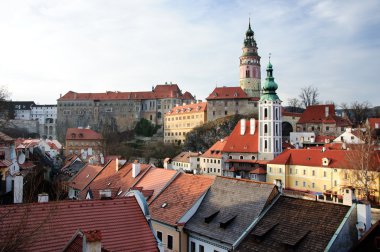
188,236,229,252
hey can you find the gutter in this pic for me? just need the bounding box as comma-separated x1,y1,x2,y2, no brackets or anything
232,193,281,250
324,203,356,252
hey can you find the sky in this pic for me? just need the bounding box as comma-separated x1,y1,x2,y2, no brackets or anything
0,0,379,106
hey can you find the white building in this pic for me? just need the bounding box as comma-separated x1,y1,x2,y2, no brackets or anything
290,132,316,148
168,151,201,173
333,128,364,144
31,104,57,139
12,101,35,120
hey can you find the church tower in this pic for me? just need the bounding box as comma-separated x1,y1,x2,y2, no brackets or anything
239,19,261,98
258,59,282,160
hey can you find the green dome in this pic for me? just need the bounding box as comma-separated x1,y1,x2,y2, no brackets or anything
260,61,280,101
246,27,254,37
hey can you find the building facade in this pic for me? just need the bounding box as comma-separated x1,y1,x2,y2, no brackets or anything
56,84,195,141
164,102,207,144
200,138,228,176
31,104,57,139
65,127,104,158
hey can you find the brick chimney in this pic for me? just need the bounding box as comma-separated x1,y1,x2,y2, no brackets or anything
83,230,102,252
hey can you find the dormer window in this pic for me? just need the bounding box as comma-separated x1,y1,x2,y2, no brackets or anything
234,92,238,97
322,158,330,166
71,133,76,138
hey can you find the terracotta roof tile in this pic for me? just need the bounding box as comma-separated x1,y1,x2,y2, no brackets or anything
79,161,153,200
166,102,207,115
298,104,335,124
368,118,380,129
223,119,258,153
149,173,215,226
131,168,177,203
0,198,159,252
172,151,201,163
206,87,249,100
201,138,228,158
68,163,103,191
66,128,103,140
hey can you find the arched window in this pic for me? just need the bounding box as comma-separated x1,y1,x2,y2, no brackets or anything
264,108,268,118
264,124,268,134
264,140,268,150
246,69,250,78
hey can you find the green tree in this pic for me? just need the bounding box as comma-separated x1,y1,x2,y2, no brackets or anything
134,118,158,137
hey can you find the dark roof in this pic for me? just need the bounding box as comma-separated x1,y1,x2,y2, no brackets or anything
185,177,278,246
236,196,351,252
11,101,36,110
0,198,159,252
32,104,57,108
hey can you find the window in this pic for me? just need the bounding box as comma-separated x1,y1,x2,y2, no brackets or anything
295,181,298,186
312,170,315,176
324,185,327,190
264,124,268,134
289,168,292,174
344,173,348,180
269,167,272,173
199,245,205,252
190,242,196,252
279,168,282,173
334,180,337,187
323,171,327,177
312,182,315,188
157,231,162,241
326,126,330,131
225,110,228,115
240,155,243,160
303,181,306,187
167,235,173,249
303,170,306,175
264,108,268,118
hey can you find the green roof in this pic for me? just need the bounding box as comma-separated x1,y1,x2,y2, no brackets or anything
260,61,280,102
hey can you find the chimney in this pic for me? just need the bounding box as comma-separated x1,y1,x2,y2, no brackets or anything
38,193,49,203
83,230,102,252
14,175,23,204
240,119,246,135
99,189,112,199
60,93,62,98
346,127,352,133
250,118,256,135
115,158,119,172
325,106,329,118
132,160,141,178
357,201,372,239
342,187,356,206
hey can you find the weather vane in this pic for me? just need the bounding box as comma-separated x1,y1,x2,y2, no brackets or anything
269,53,272,62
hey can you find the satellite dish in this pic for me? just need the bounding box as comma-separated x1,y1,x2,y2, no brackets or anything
18,153,26,165
100,156,105,165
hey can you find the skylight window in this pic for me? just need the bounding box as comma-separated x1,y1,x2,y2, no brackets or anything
161,202,168,208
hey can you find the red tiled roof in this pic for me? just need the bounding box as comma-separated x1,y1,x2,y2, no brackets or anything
172,151,201,163
315,135,336,143
250,167,267,174
268,148,380,169
0,198,158,252
149,173,215,226
79,161,153,200
206,87,249,100
225,159,260,164
66,128,103,140
166,102,207,115
131,167,177,203
368,118,380,129
0,159,12,168
68,163,103,191
58,84,194,101
201,138,228,158
223,119,258,153
0,132,13,142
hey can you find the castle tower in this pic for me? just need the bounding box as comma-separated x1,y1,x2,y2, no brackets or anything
258,59,282,160
239,19,261,98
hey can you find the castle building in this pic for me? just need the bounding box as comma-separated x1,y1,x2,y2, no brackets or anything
206,21,261,122
56,84,195,141
164,102,207,144
258,60,282,160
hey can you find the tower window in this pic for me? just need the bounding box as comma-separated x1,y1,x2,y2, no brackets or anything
264,124,268,134
264,108,268,118
264,140,268,149
246,69,250,78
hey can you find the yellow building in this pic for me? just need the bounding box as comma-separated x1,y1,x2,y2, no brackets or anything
164,102,207,144
266,148,380,203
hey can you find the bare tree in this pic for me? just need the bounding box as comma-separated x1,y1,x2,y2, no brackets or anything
345,125,379,203
340,101,371,126
298,85,319,108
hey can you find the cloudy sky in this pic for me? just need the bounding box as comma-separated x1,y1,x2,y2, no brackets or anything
0,0,379,106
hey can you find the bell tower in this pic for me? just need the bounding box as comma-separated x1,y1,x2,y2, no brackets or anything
239,19,261,98
258,58,282,160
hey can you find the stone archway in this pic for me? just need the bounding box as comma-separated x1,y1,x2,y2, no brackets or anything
282,121,293,140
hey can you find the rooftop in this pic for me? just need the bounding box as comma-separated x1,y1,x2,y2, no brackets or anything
149,173,215,226
297,104,351,126
201,138,228,159
172,151,202,163
66,128,103,140
0,197,159,252
185,176,278,246
223,119,259,153
166,102,207,115
206,86,249,100
236,196,351,252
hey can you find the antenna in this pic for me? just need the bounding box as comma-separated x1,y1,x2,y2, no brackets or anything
269,52,272,62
